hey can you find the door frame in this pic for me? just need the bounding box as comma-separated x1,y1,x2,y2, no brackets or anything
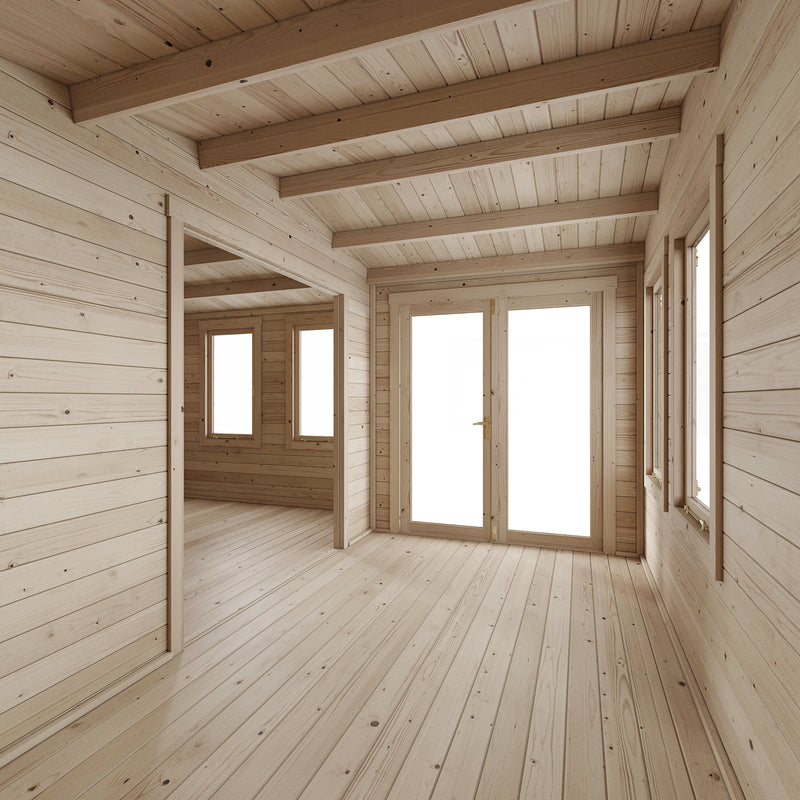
165,196,348,654
389,276,617,554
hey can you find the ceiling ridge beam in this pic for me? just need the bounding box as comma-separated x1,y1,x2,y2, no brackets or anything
184,276,308,297
333,192,659,249
366,243,646,285
68,0,568,123
199,26,719,168
281,107,681,198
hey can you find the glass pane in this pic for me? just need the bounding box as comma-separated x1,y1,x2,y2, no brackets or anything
508,305,591,536
212,332,253,435
654,289,663,474
299,328,334,437
694,231,711,507
411,312,484,527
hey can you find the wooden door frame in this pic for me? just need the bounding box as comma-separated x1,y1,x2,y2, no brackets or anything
388,275,617,554
165,196,346,653
390,298,492,542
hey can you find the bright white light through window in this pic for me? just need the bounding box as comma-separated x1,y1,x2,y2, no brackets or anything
411,313,484,527
298,328,334,438
211,332,253,435
508,305,591,536
694,231,711,507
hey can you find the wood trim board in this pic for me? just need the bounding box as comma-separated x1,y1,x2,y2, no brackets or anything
166,201,184,654
69,0,569,123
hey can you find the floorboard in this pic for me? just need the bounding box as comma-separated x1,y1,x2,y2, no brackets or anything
0,500,743,800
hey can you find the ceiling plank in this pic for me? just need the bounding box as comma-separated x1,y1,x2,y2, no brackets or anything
184,276,308,297
184,246,243,266
333,192,659,248
199,27,719,168
68,0,568,123
280,107,681,197
367,243,646,284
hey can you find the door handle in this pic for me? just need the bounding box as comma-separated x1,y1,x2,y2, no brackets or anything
472,417,492,439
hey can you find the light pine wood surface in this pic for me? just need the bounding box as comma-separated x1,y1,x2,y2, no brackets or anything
641,1,800,797
0,500,741,800
184,306,335,509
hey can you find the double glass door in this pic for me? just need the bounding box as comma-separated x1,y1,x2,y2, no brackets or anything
391,280,610,551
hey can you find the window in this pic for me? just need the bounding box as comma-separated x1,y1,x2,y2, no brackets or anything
198,318,261,447
674,133,723,582
652,283,665,484
211,332,253,435
686,228,711,528
645,274,666,498
287,322,334,445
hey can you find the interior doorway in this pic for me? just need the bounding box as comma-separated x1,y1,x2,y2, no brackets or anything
390,277,617,553
165,198,347,654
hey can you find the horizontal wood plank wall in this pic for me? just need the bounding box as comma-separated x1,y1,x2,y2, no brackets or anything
373,265,639,555
641,2,800,798
0,55,368,763
184,305,335,509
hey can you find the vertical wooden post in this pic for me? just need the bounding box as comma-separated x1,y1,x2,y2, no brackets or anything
661,236,670,514
635,262,645,556
602,287,617,554
710,134,724,582
333,293,348,548
166,197,185,653
368,284,377,532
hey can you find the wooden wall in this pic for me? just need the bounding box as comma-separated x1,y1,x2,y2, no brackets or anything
373,264,641,556
642,1,800,798
184,304,335,509
0,56,369,764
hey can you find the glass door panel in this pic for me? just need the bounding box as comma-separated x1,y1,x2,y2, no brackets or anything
507,305,592,537
411,312,484,528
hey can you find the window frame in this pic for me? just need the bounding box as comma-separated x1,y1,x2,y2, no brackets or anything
683,217,712,534
285,318,335,449
198,317,262,449
644,249,669,514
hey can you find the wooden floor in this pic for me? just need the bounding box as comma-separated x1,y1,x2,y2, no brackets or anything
0,500,743,800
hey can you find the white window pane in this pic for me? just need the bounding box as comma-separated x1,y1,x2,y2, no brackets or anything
411,312,484,527
695,231,711,506
212,333,253,435
508,306,591,537
654,289,663,474
299,328,334,437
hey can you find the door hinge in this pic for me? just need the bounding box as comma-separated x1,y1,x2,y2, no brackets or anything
491,299,497,315
491,521,498,542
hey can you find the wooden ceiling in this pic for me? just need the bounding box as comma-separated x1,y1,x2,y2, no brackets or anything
2,0,733,275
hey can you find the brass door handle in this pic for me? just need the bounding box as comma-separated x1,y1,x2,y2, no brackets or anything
472,417,491,439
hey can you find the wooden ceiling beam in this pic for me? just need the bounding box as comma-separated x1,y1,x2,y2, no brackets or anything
366,243,646,285
281,108,681,197
333,192,659,249
68,0,568,123
199,27,719,168
184,276,308,298
183,246,243,266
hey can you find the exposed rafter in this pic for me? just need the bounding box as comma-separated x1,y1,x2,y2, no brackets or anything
366,243,646,285
199,27,719,168
184,246,243,266
332,193,659,249
280,108,681,198
68,0,568,123
184,276,307,298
